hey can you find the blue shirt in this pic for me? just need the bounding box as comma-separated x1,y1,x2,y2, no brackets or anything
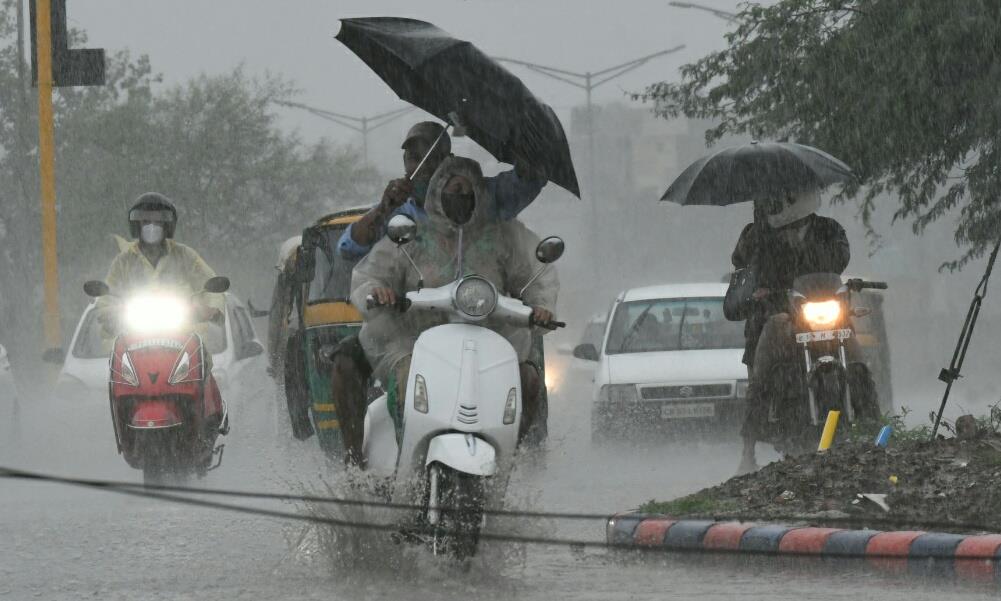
337,169,545,261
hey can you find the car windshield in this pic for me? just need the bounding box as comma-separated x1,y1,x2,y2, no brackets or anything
72,307,227,359
605,297,744,354
306,225,354,304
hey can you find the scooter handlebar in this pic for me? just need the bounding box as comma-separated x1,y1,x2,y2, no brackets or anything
846,278,888,291
530,315,566,330
365,294,411,312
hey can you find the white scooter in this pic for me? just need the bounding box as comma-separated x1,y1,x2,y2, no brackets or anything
362,215,564,559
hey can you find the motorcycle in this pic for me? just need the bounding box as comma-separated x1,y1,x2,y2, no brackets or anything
83,276,232,484
764,273,886,454
359,215,564,560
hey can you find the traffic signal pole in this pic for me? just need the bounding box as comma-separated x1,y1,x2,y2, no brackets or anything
34,0,60,351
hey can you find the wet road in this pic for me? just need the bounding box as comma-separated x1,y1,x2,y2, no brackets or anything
0,372,995,600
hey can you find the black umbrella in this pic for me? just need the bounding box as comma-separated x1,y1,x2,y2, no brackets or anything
336,17,580,197
660,141,855,206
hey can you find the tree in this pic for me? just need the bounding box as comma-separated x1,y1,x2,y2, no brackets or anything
0,0,380,379
642,0,1001,265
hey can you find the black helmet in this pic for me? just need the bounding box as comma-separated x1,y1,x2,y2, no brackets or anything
128,192,177,239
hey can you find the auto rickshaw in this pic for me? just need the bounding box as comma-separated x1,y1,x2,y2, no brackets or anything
276,208,368,459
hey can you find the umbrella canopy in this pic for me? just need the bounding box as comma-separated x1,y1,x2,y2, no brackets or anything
660,141,855,207
336,17,580,197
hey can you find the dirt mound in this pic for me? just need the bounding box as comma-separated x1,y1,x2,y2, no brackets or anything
642,434,1001,533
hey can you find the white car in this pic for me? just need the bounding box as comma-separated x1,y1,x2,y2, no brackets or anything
579,283,748,442
57,293,265,402
552,313,607,399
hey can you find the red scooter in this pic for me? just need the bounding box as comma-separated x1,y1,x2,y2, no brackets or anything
84,277,231,484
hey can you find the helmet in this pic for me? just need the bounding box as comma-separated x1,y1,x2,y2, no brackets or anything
128,192,177,239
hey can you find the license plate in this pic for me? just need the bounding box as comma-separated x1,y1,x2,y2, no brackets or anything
661,403,715,419
796,328,853,343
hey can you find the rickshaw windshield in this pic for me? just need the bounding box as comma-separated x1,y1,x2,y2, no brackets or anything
307,224,353,304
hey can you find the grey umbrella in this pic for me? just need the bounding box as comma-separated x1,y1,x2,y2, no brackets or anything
660,141,855,206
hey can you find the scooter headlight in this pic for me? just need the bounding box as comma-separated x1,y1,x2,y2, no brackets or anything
453,276,497,319
802,300,841,330
114,351,139,387
413,374,429,413
503,387,518,425
124,294,189,334
168,351,196,385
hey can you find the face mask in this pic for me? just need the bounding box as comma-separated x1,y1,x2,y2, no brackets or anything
140,223,165,245
440,192,475,226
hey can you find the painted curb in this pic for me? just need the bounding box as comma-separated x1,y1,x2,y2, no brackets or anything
608,516,1001,582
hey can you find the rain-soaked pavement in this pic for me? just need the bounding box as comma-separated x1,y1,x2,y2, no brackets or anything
1,369,996,600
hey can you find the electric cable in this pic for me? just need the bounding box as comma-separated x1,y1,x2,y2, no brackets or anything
4,465,1001,560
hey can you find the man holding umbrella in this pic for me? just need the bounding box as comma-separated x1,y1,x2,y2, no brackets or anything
326,17,580,464
733,188,852,473
337,121,547,260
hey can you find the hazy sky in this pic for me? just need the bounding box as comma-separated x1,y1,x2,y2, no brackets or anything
67,0,742,155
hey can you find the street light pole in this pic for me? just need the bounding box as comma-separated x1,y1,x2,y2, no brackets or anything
495,47,685,275
667,1,738,21
277,100,416,164
495,46,685,198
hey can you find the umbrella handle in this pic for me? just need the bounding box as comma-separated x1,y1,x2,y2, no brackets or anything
408,124,451,182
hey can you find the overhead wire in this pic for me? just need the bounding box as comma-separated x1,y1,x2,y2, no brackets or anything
4,465,1001,560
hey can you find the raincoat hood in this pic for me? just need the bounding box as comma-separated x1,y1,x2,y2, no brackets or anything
423,156,493,232
276,236,301,270
766,188,821,229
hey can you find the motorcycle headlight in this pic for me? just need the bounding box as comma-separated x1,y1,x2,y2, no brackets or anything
124,294,189,334
502,387,518,425
413,374,429,414
600,384,638,404
802,300,841,329
453,276,497,319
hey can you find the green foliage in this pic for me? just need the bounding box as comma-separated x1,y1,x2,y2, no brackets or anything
641,0,1001,265
841,405,932,444
0,0,381,368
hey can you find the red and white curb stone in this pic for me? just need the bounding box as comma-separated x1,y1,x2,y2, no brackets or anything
607,515,1001,582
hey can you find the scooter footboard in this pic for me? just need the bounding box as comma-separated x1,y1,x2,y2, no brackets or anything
426,433,497,477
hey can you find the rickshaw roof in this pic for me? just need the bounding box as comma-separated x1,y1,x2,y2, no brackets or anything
313,207,369,228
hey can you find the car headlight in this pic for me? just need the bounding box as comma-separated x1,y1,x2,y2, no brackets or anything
599,384,637,403
736,379,749,398
124,294,189,334
413,374,429,413
453,276,497,319
802,300,841,330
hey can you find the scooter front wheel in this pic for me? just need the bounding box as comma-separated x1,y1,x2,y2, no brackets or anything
426,464,485,561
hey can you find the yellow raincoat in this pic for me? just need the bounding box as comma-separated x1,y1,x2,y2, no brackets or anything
97,239,224,332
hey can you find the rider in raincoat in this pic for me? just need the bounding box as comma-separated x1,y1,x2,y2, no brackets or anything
98,193,224,334
350,156,558,441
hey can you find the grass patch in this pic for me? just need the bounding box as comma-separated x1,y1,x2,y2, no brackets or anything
639,491,738,516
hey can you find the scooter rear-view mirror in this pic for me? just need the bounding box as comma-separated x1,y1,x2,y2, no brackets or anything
535,237,565,264
204,276,231,294
387,214,418,246
83,280,111,298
